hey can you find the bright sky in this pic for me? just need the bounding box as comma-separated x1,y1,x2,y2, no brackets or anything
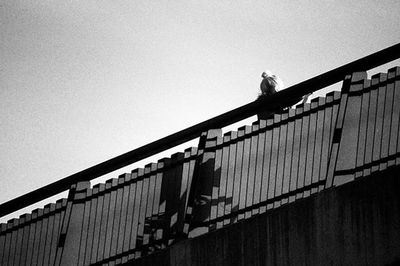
1,1,399,221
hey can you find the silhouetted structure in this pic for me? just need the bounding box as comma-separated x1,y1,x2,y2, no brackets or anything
0,44,400,265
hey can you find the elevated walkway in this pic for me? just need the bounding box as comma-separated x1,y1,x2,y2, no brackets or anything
0,44,400,265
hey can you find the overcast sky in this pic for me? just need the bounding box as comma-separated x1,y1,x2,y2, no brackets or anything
1,0,399,221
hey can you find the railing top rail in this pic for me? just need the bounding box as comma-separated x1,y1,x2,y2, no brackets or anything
1,43,399,218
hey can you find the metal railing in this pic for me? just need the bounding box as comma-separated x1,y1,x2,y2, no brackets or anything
1,42,399,218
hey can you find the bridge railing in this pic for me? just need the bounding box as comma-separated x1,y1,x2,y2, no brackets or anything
1,43,399,218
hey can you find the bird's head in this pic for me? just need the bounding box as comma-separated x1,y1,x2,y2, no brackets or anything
261,70,273,79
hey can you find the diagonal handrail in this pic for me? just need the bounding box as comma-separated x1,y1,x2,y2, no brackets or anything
1,42,399,218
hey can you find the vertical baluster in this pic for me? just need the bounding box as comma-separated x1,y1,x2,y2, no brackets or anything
275,113,288,207
84,186,98,265
37,205,50,266
311,97,325,190
289,107,303,202
267,116,280,208
210,136,223,230
13,215,25,266
7,218,19,266
0,224,7,264
109,176,125,264
371,73,388,172
127,169,141,261
282,109,295,204
156,159,170,251
185,147,198,213
395,68,400,165
121,170,138,263
223,131,237,225
134,168,148,259
319,92,334,189
297,103,311,198
384,67,397,167
40,205,52,266
17,215,30,266
246,121,259,218
103,179,118,262
32,209,44,266
306,99,318,195
253,119,267,215
355,79,371,178
217,133,230,228
4,219,15,266
388,67,400,166
90,183,104,265
117,173,132,264
48,200,64,265
379,74,393,171
152,160,166,249
2,220,14,266
232,127,245,221
96,181,112,263
77,189,92,266
144,163,159,251
42,204,56,266
260,119,273,213
169,154,184,243
238,126,251,220
176,148,194,235
54,199,67,265
0,223,6,264
363,74,379,176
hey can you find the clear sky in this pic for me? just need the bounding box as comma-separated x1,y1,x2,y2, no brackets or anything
1,0,399,221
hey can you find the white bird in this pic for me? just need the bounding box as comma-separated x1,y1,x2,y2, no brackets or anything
259,70,284,98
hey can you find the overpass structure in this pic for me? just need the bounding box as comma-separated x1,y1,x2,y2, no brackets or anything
1,44,400,265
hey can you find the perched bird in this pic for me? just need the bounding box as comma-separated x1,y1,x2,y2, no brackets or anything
258,70,311,103
258,70,284,98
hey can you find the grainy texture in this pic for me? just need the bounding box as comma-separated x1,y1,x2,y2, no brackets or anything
125,166,400,266
1,68,400,265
